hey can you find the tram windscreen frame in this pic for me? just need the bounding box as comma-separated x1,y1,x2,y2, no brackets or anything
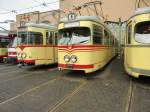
9,36,18,48
58,27,91,45
135,21,150,44
18,32,43,45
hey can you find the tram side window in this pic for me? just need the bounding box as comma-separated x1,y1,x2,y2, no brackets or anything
127,25,132,44
104,30,110,45
93,25,103,44
54,32,58,45
110,35,114,46
46,32,53,45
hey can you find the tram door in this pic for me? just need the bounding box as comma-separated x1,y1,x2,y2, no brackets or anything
54,32,58,63
46,31,56,63
125,22,132,65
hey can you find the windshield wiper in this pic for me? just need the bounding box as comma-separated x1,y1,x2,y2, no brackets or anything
71,40,89,45
79,40,88,43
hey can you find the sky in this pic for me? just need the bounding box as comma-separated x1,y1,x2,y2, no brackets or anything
0,0,59,30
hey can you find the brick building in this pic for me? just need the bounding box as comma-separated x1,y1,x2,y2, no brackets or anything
10,10,60,32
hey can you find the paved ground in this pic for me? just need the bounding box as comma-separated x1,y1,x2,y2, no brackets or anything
0,58,149,112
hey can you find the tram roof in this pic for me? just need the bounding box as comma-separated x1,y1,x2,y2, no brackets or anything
24,23,57,29
60,16,104,24
132,7,150,17
60,15,115,38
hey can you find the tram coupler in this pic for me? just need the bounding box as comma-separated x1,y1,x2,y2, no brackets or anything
17,62,27,68
58,67,63,71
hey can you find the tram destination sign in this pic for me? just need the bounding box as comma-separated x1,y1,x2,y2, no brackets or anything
18,27,27,32
65,22,79,28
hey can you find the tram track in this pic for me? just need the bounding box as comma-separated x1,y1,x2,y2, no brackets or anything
0,69,56,84
125,77,134,112
0,67,18,73
0,78,58,106
0,68,62,104
48,80,87,112
0,69,70,105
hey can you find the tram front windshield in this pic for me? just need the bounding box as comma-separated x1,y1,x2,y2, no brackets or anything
18,32,43,45
58,27,91,45
135,21,150,43
0,37,9,47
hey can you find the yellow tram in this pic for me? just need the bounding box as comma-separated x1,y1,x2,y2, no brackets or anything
58,14,118,73
0,36,9,62
124,7,150,78
17,23,58,66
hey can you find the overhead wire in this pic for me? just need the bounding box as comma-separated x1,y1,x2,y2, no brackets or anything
0,0,59,15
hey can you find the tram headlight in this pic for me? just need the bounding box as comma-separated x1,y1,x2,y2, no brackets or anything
18,52,22,58
64,55,70,62
21,52,27,59
71,55,77,63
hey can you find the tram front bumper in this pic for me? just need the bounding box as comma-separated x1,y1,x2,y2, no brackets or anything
126,66,150,78
17,59,35,65
58,63,94,72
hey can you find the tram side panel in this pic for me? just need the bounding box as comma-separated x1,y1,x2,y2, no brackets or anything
0,48,7,61
125,11,150,78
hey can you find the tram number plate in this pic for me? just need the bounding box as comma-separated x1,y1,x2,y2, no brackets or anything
66,64,73,69
65,22,79,28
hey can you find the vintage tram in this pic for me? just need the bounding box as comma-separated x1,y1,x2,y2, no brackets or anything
58,14,118,73
16,23,58,66
0,35,9,62
124,7,150,78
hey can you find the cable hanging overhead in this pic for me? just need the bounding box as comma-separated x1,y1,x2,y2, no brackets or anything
0,0,59,15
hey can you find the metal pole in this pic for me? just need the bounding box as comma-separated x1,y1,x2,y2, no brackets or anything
118,18,122,58
38,12,40,23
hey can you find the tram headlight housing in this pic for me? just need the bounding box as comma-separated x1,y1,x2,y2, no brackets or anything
21,52,27,59
64,55,70,62
18,52,22,58
71,55,77,63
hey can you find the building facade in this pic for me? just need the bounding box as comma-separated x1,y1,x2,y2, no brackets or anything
10,10,60,32
60,0,149,22
10,0,149,31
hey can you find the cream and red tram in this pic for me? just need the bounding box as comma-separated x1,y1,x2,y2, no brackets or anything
58,15,118,73
124,7,150,78
17,23,58,66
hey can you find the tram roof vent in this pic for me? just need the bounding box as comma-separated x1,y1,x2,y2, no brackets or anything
134,7,150,16
24,22,57,29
